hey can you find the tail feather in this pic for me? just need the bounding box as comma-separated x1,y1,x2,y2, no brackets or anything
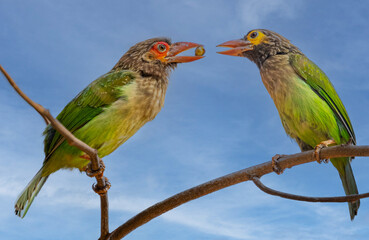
15,169,49,218
331,157,360,220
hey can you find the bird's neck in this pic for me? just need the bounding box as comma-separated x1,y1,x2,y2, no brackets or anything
136,75,169,92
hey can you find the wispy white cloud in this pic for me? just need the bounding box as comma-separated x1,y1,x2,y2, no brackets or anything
237,0,302,27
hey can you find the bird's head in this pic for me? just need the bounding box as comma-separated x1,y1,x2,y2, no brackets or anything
113,37,204,79
217,29,300,67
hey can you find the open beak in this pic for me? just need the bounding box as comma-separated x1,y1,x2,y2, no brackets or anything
216,39,253,57
166,42,205,63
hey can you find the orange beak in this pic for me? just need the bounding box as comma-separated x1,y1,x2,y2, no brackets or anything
166,42,205,63
217,39,253,57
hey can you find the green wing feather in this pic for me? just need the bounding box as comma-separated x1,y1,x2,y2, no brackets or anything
290,54,359,220
289,54,355,143
43,70,136,157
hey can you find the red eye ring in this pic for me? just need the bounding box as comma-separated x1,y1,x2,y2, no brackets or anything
157,43,167,53
153,42,169,54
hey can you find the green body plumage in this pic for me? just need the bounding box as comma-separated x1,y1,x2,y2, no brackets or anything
261,52,359,219
16,69,167,217
218,29,359,220
15,37,204,217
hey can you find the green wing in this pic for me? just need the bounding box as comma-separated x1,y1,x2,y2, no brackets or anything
43,70,136,156
289,53,355,143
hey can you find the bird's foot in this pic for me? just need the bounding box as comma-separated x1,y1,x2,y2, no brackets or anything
83,155,106,178
272,154,287,175
81,154,110,195
314,139,336,164
92,177,111,195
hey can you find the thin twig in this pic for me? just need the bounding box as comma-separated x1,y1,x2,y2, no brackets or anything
1,65,110,239
100,194,109,240
252,177,369,202
0,65,50,125
108,144,369,240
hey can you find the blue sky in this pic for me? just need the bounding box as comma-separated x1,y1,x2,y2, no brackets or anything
1,0,369,239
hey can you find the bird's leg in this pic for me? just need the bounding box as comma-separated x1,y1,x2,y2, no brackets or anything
272,154,287,175
81,154,111,195
314,139,336,164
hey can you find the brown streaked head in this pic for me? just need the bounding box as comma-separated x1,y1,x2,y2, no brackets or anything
113,38,204,79
217,29,301,68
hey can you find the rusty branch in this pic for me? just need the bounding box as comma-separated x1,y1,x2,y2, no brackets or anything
252,177,369,202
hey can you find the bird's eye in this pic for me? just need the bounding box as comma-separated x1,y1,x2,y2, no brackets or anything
157,44,167,53
250,31,258,39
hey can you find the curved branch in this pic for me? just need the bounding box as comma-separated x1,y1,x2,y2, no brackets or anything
252,177,369,202
1,65,110,239
108,144,369,240
0,65,50,125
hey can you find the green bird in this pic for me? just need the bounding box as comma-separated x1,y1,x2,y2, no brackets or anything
15,38,204,218
217,29,359,220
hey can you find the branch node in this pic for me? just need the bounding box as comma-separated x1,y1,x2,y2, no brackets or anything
43,108,50,115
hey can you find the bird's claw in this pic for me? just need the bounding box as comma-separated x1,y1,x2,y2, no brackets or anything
272,154,286,175
92,177,111,195
82,156,110,195
85,159,106,178
346,138,354,146
314,139,336,164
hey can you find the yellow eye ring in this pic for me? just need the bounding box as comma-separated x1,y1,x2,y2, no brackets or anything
250,31,258,39
247,31,267,45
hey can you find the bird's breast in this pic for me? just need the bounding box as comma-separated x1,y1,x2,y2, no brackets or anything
260,55,297,102
133,78,168,121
